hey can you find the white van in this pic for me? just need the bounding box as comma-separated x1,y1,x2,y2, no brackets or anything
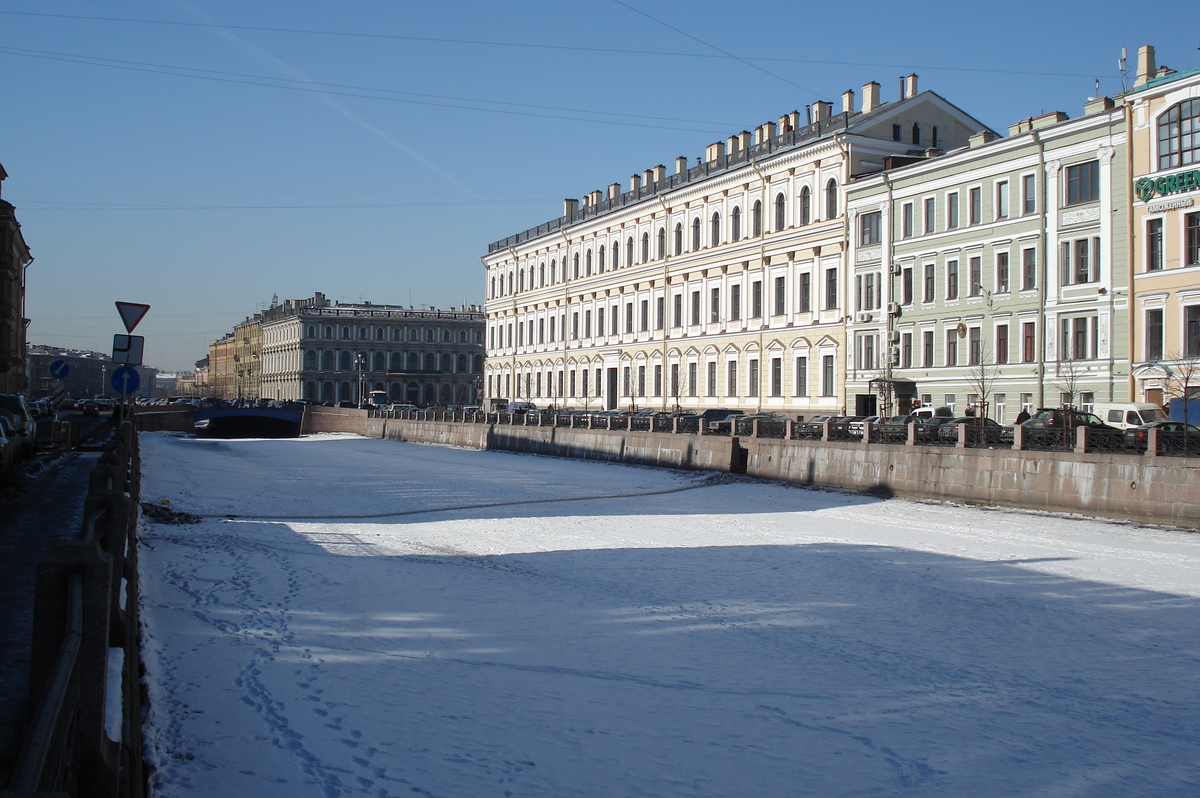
1091,402,1167,430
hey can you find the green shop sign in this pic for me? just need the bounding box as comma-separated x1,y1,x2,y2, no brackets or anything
1135,168,1200,202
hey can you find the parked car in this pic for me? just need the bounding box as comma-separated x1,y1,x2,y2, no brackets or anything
0,415,18,482
827,416,865,438
846,415,880,437
731,411,791,435
1092,402,1168,431
80,400,101,416
935,417,1002,441
705,410,746,434
0,394,37,458
1123,420,1200,451
795,414,844,438
1020,408,1116,430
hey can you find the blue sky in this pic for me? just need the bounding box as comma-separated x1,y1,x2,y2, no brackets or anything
5,1,1198,372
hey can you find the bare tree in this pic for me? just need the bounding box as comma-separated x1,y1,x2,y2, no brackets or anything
965,346,1000,421
1159,351,1200,423
1051,358,1088,408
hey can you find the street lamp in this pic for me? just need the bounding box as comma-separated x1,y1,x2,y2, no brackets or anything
356,353,366,405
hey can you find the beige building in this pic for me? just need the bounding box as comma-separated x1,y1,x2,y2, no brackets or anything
0,164,32,395
233,316,263,401
1126,46,1200,405
483,76,989,416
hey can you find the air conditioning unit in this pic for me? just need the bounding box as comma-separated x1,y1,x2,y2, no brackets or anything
886,330,900,344
856,312,873,323
890,263,902,275
887,302,901,315
888,346,901,365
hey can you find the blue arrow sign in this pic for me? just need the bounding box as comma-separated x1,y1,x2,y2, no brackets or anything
111,365,140,396
49,359,70,380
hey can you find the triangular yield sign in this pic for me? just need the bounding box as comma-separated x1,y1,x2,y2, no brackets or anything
115,301,151,333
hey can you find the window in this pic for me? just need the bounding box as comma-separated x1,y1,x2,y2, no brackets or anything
902,267,913,305
690,291,700,326
996,252,1010,293
1022,173,1036,215
901,332,913,368
1146,309,1164,361
707,361,717,396
584,310,591,338
641,233,649,262
912,123,921,145
923,264,935,303
968,327,982,365
731,207,741,241
947,192,959,228
1147,218,1164,271
947,260,959,300
691,218,701,251
1022,248,1037,290
892,123,902,142
656,297,665,330
610,245,617,270
945,329,958,366
860,211,882,245
774,276,786,315
730,284,741,321
773,357,787,396
748,359,759,396
799,187,811,225
1065,160,1100,205
775,193,787,231
825,180,838,218
752,200,762,236
995,181,1009,219
654,364,662,396
1187,305,1200,358
711,212,721,246
1060,316,1098,360
657,227,665,258
968,187,982,225
626,237,634,265
625,302,634,334
1188,213,1200,266
710,288,721,323
858,334,876,370
571,312,579,339
821,355,835,396
637,366,646,397
969,257,982,296
902,203,914,238
795,356,808,396
727,360,737,397
573,253,580,278
674,223,683,256
922,330,934,367
1060,237,1100,285
825,268,838,310
1022,322,1036,363
596,308,604,337
923,197,935,234
752,280,763,318
640,300,649,331
673,294,682,328
798,274,810,313
1157,98,1200,171
598,246,605,272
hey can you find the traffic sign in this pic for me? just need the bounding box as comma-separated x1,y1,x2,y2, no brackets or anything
115,301,151,333
49,359,70,379
110,365,141,396
112,334,145,365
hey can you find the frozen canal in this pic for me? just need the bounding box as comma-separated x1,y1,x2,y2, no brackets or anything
138,432,1200,797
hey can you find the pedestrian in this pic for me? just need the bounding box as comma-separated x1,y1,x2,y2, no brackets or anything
1015,408,1031,424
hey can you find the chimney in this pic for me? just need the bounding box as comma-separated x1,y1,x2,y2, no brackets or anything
643,168,654,186
726,134,740,154
762,121,777,141
842,89,856,115
738,130,752,150
1134,45,1156,87
652,164,666,183
607,183,621,200
675,156,688,174
589,189,604,206
563,198,579,217
705,141,726,163
968,130,997,147
778,114,792,132
1031,111,1069,130
812,101,833,122
899,76,907,99
862,82,881,112
630,174,642,193
905,73,919,98
1084,96,1114,115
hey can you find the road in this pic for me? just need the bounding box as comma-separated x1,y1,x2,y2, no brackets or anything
137,432,1200,798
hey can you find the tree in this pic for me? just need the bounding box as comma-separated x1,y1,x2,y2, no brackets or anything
1051,358,1088,408
965,346,1000,421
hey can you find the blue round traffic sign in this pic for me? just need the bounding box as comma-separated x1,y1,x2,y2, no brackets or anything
110,365,140,395
49,359,70,379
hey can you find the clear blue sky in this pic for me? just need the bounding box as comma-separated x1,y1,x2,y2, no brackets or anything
5,1,1197,372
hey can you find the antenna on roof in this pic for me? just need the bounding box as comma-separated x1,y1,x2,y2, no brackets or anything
1119,46,1129,93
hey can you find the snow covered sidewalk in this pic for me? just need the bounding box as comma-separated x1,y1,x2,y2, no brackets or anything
138,433,1200,797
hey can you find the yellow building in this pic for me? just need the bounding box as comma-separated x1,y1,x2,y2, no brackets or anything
483,76,989,415
1127,46,1200,405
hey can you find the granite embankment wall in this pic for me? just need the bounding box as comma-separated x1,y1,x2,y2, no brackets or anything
363,416,1200,529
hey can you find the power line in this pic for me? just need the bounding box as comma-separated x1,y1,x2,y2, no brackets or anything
18,196,563,211
0,10,1105,79
0,47,731,134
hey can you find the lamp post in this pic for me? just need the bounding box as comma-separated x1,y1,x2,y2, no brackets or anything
356,353,365,405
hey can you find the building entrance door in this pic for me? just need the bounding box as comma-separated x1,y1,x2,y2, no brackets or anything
606,368,618,410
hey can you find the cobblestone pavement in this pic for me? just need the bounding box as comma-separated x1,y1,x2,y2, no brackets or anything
0,451,97,784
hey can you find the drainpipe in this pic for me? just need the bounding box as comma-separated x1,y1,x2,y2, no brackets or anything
657,194,672,411
559,230,571,409
508,246,521,403
749,159,769,415
835,133,852,415
882,170,896,417
1123,99,1136,403
1033,130,1048,408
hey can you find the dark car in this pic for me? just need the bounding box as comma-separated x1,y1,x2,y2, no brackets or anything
0,394,37,458
705,410,746,434
1020,408,1115,430
1123,420,1200,452
795,414,844,438
935,417,1002,441
80,401,101,416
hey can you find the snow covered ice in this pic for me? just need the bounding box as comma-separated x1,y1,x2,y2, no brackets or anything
137,432,1200,797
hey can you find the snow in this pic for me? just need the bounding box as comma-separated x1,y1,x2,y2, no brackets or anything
137,432,1200,797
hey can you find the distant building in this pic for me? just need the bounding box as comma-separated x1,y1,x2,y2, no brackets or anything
0,163,32,395
26,345,157,399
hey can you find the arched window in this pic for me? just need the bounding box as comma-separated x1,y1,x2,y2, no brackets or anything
1158,98,1200,170
321,351,334,371
710,212,721,246
341,326,351,340
458,354,468,372
390,352,403,371
774,192,787,232
392,328,402,341
598,245,605,273
656,227,666,259
691,218,701,250
424,353,437,371
490,276,496,298
674,223,684,255
442,329,451,342
426,328,435,342
826,179,839,218
539,262,545,286
931,126,940,148
641,232,650,262
408,328,418,341
550,259,557,284
585,249,592,275
373,352,386,372
358,327,368,340
573,253,580,278
507,271,513,293
375,328,385,340
338,351,351,371
799,186,811,226
626,236,634,265
752,200,762,236
912,123,921,146
731,207,741,241
324,325,333,339
304,350,317,370
407,352,419,370
519,269,525,291
612,240,619,269
306,325,316,338
459,330,467,342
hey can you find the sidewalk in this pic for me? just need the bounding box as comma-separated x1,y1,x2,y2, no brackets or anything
0,451,97,785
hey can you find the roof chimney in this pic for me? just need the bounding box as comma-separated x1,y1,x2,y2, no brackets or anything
675,156,688,175
738,130,752,150
643,168,655,186
842,89,856,115
812,101,833,122
1134,45,1156,87
607,183,621,200
899,76,907,99
630,174,642,193
705,141,726,163
862,82,881,113
652,164,666,183
905,73,919,98
563,198,579,217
